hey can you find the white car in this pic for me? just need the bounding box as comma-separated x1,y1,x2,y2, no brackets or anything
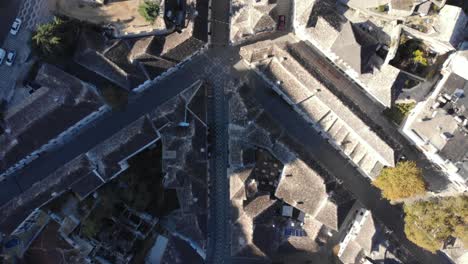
5,51,16,66
0,48,6,65
10,18,22,36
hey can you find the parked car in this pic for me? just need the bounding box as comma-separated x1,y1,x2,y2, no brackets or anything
0,49,5,65
277,15,286,30
10,18,22,35
5,51,16,66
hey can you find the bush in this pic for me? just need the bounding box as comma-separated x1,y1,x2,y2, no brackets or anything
384,102,415,125
376,4,388,12
413,50,428,66
373,161,427,201
404,195,468,252
31,17,78,60
138,1,160,23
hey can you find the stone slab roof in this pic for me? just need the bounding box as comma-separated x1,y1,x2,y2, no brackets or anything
346,0,391,9
315,200,338,231
87,116,159,179
243,194,276,219
70,171,104,200
262,58,312,104
257,42,395,168
391,0,415,11
306,17,340,50
0,64,102,173
130,25,200,63
360,64,403,107
331,22,378,75
275,159,327,216
22,220,79,264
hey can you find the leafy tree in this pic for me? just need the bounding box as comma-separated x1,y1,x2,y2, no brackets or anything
32,17,63,56
384,102,415,124
413,50,428,66
373,161,427,201
404,195,468,252
31,17,78,60
138,1,160,23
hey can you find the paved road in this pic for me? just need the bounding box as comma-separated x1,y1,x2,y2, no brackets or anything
209,0,230,46
0,0,53,101
241,69,451,264
204,0,232,262
0,1,22,45
290,41,451,191
206,59,231,263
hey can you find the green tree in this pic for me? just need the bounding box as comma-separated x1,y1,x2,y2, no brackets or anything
373,161,427,201
413,49,428,66
404,196,468,252
384,102,416,124
32,17,63,56
138,1,160,23
31,17,78,60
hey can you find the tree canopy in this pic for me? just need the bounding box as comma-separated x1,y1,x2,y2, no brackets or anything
138,1,160,23
404,195,468,253
31,17,78,60
384,102,415,124
413,49,428,66
373,161,427,201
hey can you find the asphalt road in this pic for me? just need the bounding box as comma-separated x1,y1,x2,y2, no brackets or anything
242,69,451,264
291,41,451,191
0,1,22,45
209,0,230,46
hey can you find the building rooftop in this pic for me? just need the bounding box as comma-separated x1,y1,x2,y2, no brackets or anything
87,116,159,179
21,220,80,264
390,0,415,11
130,25,204,63
0,154,98,233
0,64,102,174
360,63,404,107
406,71,468,183
315,200,338,231
161,234,205,264
252,41,395,173
436,4,468,47
230,0,277,43
345,0,391,9
331,21,379,75
243,194,277,220
275,159,327,216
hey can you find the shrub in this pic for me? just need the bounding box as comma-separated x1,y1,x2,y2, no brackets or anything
31,17,78,61
413,50,428,66
383,102,415,125
138,1,160,23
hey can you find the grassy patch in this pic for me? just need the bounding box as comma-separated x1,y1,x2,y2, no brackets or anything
384,102,415,125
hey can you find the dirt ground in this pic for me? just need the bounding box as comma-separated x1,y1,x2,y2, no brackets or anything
55,0,165,36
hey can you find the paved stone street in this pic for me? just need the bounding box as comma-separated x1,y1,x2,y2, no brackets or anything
0,0,54,102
